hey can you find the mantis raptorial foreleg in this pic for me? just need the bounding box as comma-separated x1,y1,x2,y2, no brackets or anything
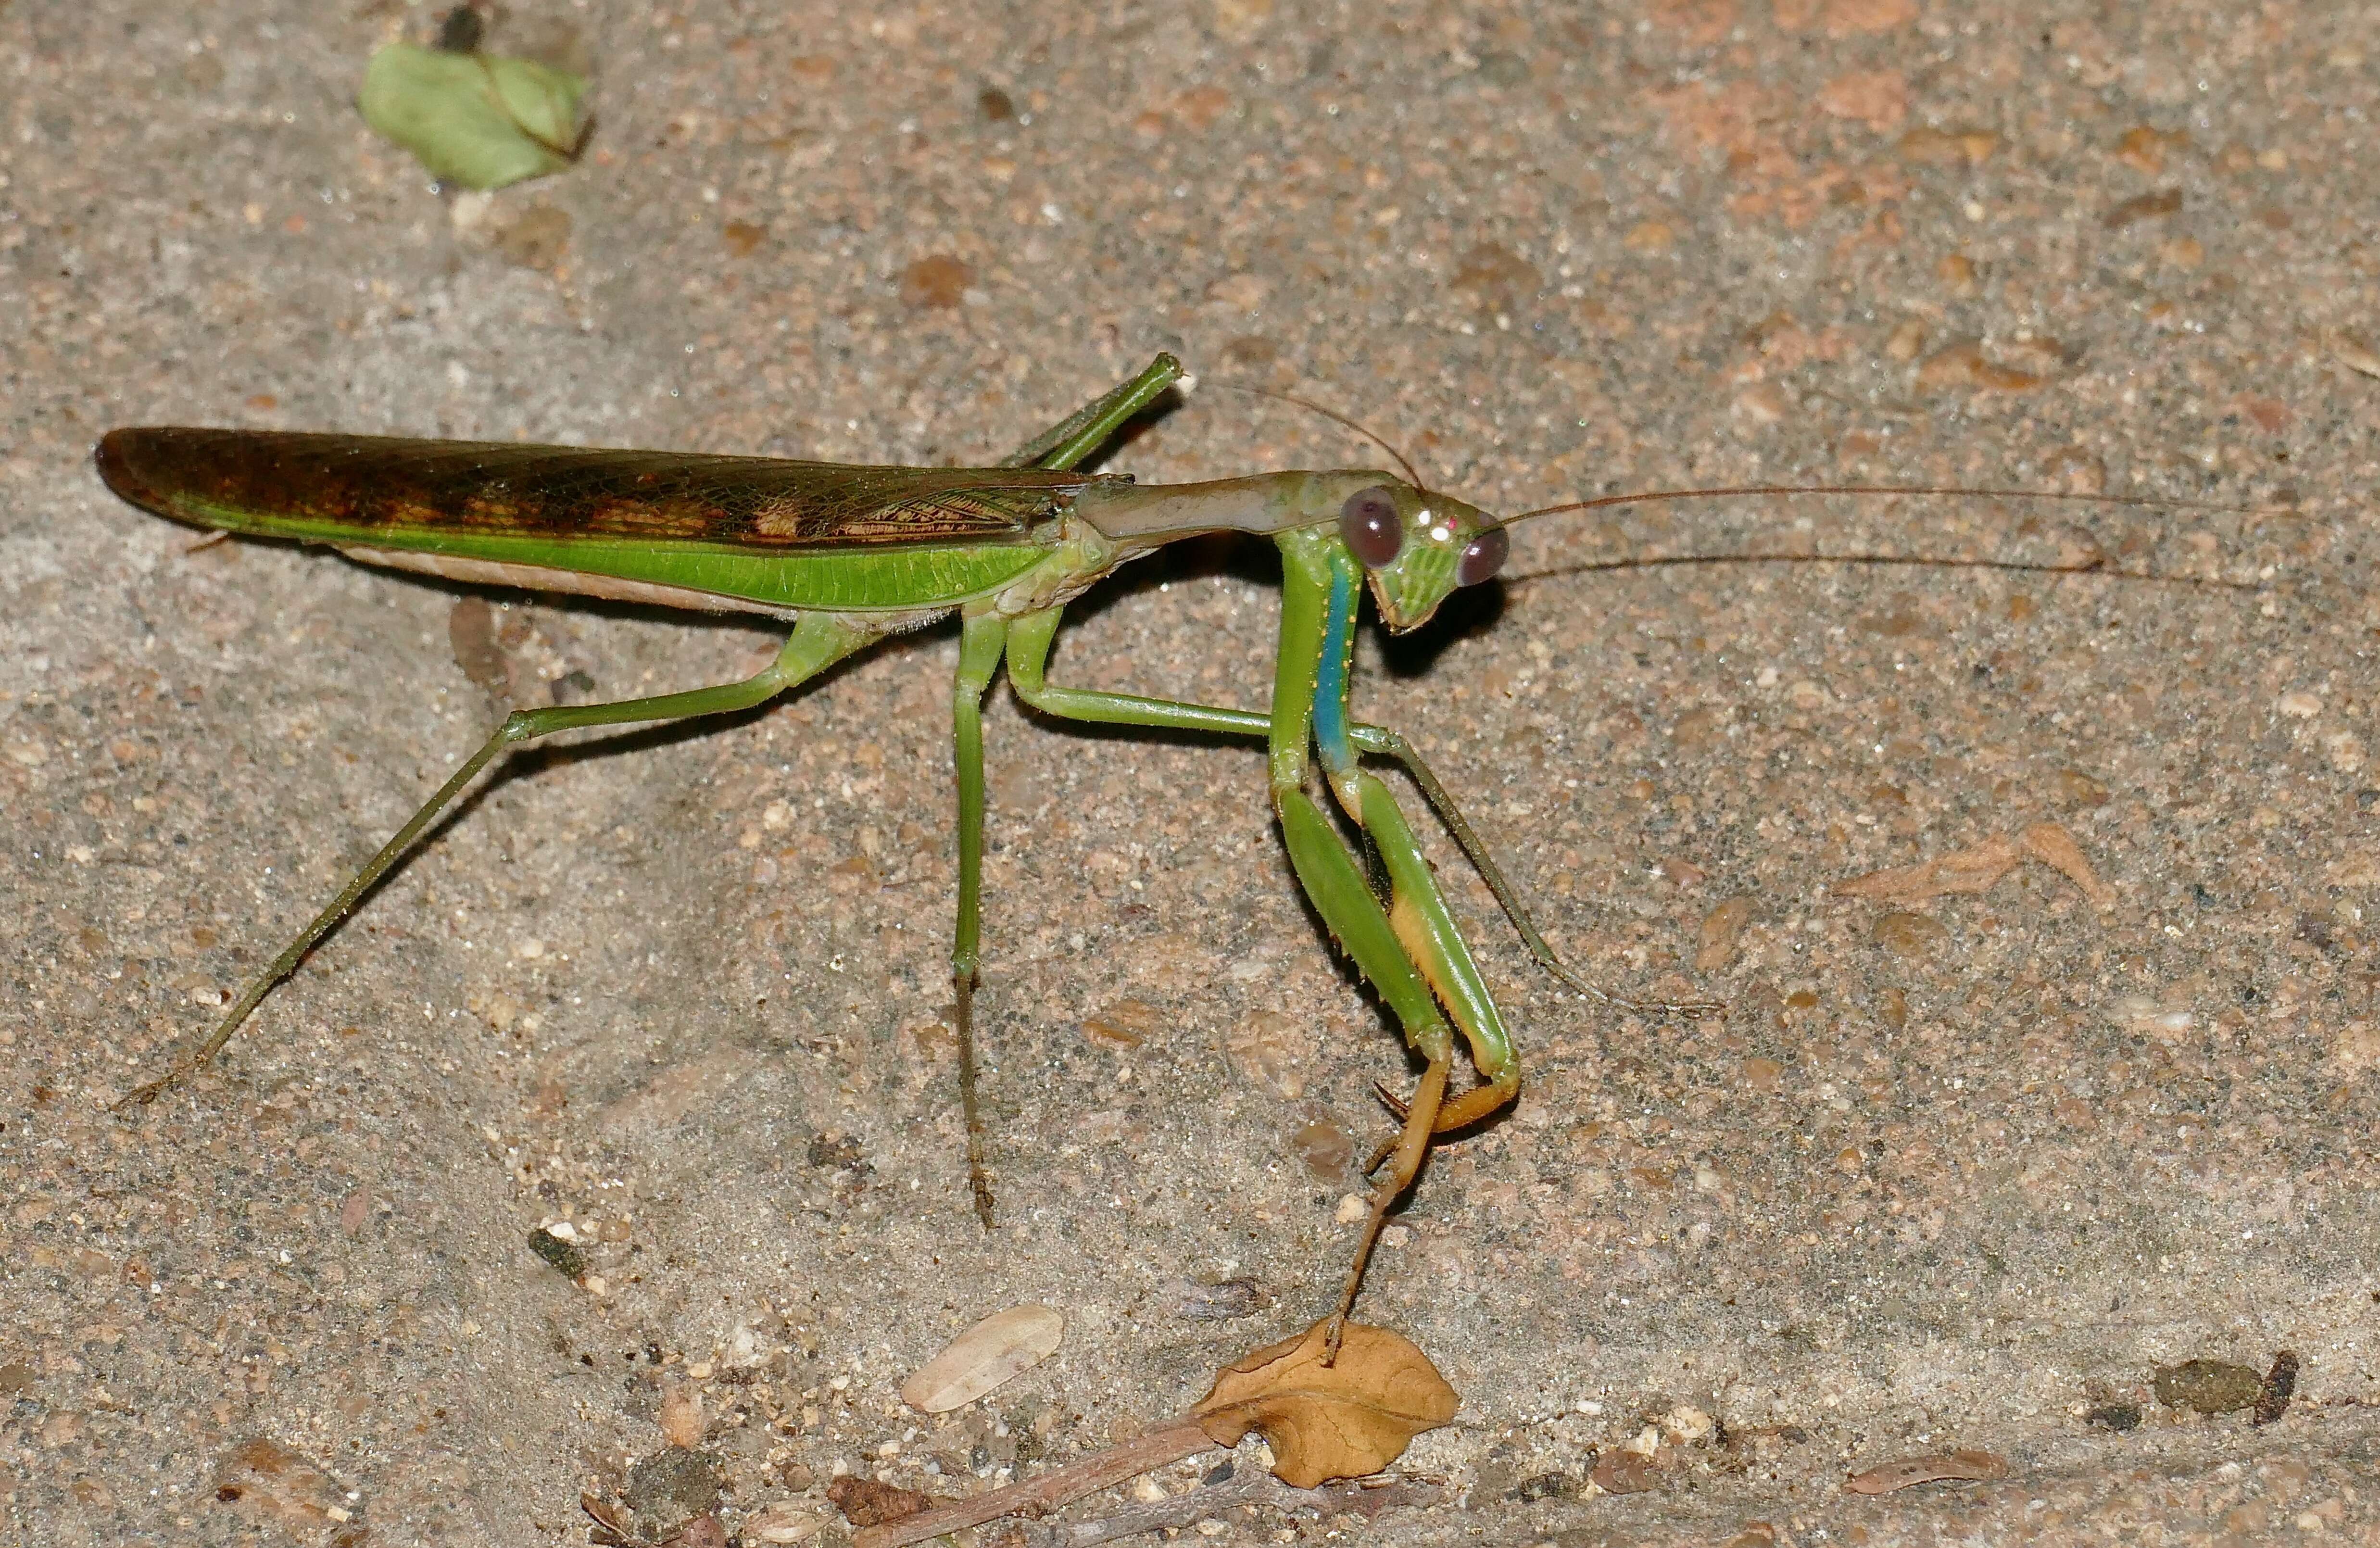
1262,533,1522,1351
1008,586,1510,1346
118,612,877,1108
1003,611,1700,1017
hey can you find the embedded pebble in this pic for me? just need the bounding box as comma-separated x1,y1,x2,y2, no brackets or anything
2154,1359,2263,1414
1081,998,1159,1050
1695,895,1754,971
899,1305,1064,1413
1871,911,1949,957
1225,1009,1312,1098
1290,1119,1354,1179
659,1384,704,1449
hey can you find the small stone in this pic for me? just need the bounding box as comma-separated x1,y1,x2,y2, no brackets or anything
1696,896,1754,971
1082,999,1159,1050
1870,911,1949,957
2153,1359,2263,1414
623,1449,721,1541
1662,1405,1717,1443
898,255,971,310
658,1383,704,1449
674,1516,729,1548
2085,1402,2141,1431
1591,1449,1658,1494
526,1227,587,1280
1290,1120,1353,1180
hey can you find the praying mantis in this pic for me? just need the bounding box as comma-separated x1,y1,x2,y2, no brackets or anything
93,352,2177,1345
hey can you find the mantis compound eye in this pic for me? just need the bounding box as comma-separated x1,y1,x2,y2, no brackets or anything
1338,486,1404,568
1455,524,1509,587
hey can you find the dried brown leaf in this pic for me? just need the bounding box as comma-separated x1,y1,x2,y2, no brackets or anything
1839,822,2113,907
1191,1321,1458,1488
2018,821,2117,906
1839,834,2022,901
1844,1448,2009,1494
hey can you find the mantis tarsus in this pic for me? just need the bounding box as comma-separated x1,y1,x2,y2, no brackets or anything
93,352,2192,1344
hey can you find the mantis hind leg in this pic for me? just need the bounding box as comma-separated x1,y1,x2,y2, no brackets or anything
949,609,1008,1227
117,612,875,1110
933,354,1185,1224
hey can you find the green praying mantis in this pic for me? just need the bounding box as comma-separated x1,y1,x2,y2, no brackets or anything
93,352,2183,1346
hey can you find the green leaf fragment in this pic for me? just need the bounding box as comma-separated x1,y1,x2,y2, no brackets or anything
360,42,587,191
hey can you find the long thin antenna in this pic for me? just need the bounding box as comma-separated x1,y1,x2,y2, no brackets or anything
1509,483,2270,526
1206,381,1426,491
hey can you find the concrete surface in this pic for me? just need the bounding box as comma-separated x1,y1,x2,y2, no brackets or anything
4,0,2377,1544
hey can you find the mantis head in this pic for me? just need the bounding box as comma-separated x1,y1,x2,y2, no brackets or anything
1335,480,1509,633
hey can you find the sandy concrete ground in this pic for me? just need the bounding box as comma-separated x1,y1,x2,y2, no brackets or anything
5,0,2377,1543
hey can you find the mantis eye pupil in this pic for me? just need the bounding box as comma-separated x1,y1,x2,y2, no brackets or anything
1339,487,1403,567
1456,525,1509,587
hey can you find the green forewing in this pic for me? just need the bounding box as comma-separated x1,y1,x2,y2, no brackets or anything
96,428,1111,611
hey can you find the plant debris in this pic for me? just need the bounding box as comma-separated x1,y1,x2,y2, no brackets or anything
852,1320,1455,1548
1844,1448,2010,1494
2254,1350,2301,1425
827,1475,943,1528
898,1304,1065,1413
359,37,589,190
1837,821,2115,907
1190,1321,1460,1489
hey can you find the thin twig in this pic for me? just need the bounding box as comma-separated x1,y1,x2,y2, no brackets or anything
850,1417,1215,1548
997,1469,1443,1548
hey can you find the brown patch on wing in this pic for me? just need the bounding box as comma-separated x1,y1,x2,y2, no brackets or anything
99,429,1108,549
